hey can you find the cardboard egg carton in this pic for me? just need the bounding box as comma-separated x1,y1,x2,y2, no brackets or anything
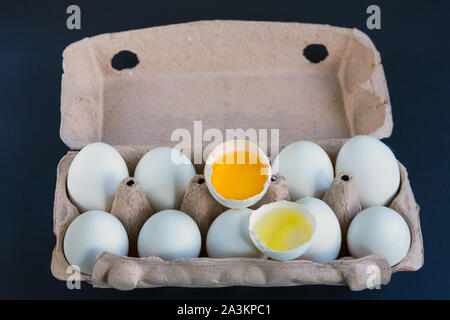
52,21,423,290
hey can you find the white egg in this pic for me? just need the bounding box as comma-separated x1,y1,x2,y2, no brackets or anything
248,201,317,261
272,141,333,201
204,140,271,209
347,206,411,266
137,210,201,260
206,208,265,258
63,210,129,274
67,142,129,213
134,147,196,212
335,135,400,208
295,197,341,263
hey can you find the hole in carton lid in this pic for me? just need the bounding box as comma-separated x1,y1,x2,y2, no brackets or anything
198,178,205,185
341,175,350,182
111,50,139,70
303,44,328,63
126,179,135,186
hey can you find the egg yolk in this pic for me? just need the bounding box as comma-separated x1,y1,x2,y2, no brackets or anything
211,151,268,200
252,208,312,251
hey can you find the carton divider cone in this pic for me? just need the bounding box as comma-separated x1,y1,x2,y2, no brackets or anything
322,172,361,258
111,177,154,257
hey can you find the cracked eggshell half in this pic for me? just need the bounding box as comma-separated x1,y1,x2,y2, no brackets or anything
204,140,271,209
248,200,316,261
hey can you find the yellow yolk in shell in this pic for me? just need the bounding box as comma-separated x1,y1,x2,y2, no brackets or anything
252,208,313,251
211,151,269,200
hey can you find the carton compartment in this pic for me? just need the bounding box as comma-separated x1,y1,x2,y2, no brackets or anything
51,141,423,290
102,71,352,146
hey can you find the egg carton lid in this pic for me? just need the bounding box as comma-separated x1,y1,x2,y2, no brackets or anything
60,20,392,150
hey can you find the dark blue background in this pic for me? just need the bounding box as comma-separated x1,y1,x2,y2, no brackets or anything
1,0,448,299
